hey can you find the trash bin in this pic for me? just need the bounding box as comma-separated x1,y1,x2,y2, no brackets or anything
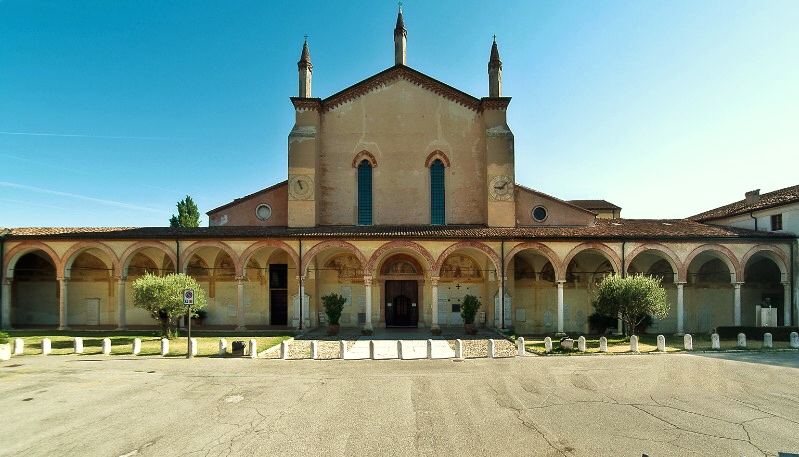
232,341,246,356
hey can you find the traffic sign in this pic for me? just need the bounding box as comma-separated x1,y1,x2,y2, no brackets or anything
183,289,194,305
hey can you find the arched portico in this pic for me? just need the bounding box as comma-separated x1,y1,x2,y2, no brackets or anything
505,242,563,334
683,245,740,331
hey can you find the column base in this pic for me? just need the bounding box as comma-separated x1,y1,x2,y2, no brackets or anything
115,326,127,331
58,326,71,331
235,326,247,331
673,332,685,337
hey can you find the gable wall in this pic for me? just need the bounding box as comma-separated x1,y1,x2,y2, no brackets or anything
208,184,289,227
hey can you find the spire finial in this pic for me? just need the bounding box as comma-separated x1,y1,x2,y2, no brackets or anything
304,34,308,43
493,34,496,43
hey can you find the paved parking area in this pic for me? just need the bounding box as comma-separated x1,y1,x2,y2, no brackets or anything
2,352,799,456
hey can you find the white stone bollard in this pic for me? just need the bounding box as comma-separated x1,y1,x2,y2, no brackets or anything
791,332,799,349
763,333,773,349
160,338,169,356
339,340,347,359
102,338,112,355
249,339,257,359
132,338,141,355
310,340,318,359
74,337,84,354
737,333,746,348
14,338,24,355
219,338,227,356
281,341,289,360
657,335,666,352
599,336,608,353
455,339,463,359
42,338,52,355
684,334,693,351
369,340,376,360
517,337,525,357
426,339,433,359
190,338,198,356
488,339,495,359
544,337,553,354
630,335,639,352
561,338,574,350
711,333,720,349
577,336,586,352
397,340,404,360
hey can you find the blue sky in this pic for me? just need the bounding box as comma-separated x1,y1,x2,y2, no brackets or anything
1,0,797,227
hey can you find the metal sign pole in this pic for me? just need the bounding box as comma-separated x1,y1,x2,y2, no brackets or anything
184,289,194,359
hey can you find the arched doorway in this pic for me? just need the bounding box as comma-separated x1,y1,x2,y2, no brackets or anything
381,254,422,327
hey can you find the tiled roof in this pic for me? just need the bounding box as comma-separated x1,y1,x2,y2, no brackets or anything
4,219,793,241
568,200,621,211
690,184,799,221
207,180,288,214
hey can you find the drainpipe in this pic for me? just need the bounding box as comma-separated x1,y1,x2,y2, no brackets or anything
500,241,505,331
298,238,303,331
750,211,758,231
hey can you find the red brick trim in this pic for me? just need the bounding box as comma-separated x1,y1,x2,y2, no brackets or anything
624,243,682,281
424,150,451,168
180,241,242,277
681,244,742,283
119,241,178,275
60,242,120,276
562,242,623,281
433,241,500,277
740,244,791,279
504,242,563,279
366,241,435,274
352,150,378,168
301,240,368,276
3,241,61,279
240,240,300,277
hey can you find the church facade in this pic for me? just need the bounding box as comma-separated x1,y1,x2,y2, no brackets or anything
2,10,796,335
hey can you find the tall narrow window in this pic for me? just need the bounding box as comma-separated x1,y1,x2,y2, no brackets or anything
357,160,372,225
430,159,445,225
771,214,783,231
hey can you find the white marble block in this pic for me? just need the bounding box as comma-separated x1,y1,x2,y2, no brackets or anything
426,339,433,359
74,337,83,354
544,337,553,354
0,343,9,361
190,338,198,356
791,332,799,349
488,339,495,358
281,340,289,359
132,338,141,355
763,333,773,348
577,336,586,352
42,338,51,355
310,340,318,359
102,338,111,355
455,339,463,359
630,335,638,352
14,338,24,355
684,334,693,351
517,337,525,357
397,340,404,359
737,333,746,348
711,333,720,349
249,339,257,358
599,337,608,353
561,338,574,350
219,338,227,355
657,335,666,352
160,338,169,356
339,340,347,359
369,340,376,359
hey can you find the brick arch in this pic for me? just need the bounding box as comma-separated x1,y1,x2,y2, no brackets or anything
366,241,435,276
119,241,177,276
740,244,791,279
562,242,622,281
240,240,299,276
301,240,367,276
61,241,120,277
625,243,682,281
424,150,451,168
681,244,742,282
3,241,61,279
504,242,563,280
434,241,501,277
180,241,242,276
352,150,378,168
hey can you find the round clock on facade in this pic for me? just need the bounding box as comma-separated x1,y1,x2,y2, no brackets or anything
489,175,513,201
288,175,314,200
255,204,272,221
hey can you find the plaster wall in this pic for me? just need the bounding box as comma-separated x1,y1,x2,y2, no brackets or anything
12,282,58,325
208,184,289,227
515,189,596,227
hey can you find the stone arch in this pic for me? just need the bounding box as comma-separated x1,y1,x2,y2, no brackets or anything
681,244,742,282
351,150,378,168
625,243,682,281
4,241,61,279
240,240,299,277
740,244,790,280
504,242,563,279
180,241,242,276
301,240,367,277
434,241,501,277
119,241,177,277
561,242,622,282
367,241,434,276
424,150,451,168
60,241,119,278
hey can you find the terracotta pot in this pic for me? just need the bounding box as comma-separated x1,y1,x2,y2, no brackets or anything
464,323,478,335
327,324,340,336
430,327,442,336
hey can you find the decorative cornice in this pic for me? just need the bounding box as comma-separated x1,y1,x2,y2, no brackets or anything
479,97,512,111
290,97,322,111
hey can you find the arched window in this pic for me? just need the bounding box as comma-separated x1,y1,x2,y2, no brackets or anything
358,159,372,225
430,159,445,225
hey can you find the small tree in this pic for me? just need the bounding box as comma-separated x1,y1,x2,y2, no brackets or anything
460,294,482,324
322,293,347,325
593,274,669,336
132,273,207,338
169,195,200,227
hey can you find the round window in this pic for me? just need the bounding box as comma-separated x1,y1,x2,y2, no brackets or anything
532,206,548,222
255,204,272,221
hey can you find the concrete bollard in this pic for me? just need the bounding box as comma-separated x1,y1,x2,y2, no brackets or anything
219,338,227,356
544,337,553,354
310,340,318,359
74,337,84,354
684,334,693,351
397,340,404,360
369,341,376,360
190,338,198,356
517,337,525,357
281,341,289,360
42,338,51,355
132,338,141,355
455,339,463,359
763,333,773,349
711,333,720,349
426,339,433,359
599,336,608,353
14,338,24,355
791,332,799,349
488,339,495,359
161,338,169,356
339,340,347,359
657,335,666,352
249,339,257,359
577,336,586,352
630,335,639,352
737,333,746,348
102,338,111,355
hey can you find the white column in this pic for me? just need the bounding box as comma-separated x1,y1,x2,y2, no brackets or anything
733,282,743,326
431,277,440,329
676,281,686,335
1,278,11,330
364,276,373,330
116,276,127,330
296,275,305,330
556,280,565,334
783,282,791,326
58,277,70,330
236,276,246,331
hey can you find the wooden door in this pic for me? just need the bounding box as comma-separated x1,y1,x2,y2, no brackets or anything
385,280,418,327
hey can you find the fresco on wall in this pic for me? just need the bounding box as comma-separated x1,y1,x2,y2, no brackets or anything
324,254,364,281
441,254,481,280
387,260,418,275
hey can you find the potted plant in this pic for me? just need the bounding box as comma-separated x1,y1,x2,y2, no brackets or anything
0,332,10,361
322,293,347,336
191,308,208,326
460,294,481,335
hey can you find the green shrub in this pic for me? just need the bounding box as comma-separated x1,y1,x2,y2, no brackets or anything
322,293,347,325
460,294,482,324
0,332,8,344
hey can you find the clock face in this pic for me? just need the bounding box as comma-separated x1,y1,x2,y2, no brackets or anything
288,175,314,200
489,175,513,201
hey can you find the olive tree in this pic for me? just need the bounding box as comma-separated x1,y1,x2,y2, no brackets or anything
132,273,207,338
593,274,669,336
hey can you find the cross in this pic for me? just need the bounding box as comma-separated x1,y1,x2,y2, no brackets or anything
493,34,496,42
455,283,461,290
304,34,308,42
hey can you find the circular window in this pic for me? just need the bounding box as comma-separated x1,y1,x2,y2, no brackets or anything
532,206,548,222
255,204,272,221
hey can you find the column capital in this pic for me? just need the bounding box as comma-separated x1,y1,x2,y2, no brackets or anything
363,276,373,286
430,276,440,286
2,277,11,286
556,280,566,286
115,275,128,282
236,275,246,283
676,281,687,286
781,281,791,287
57,276,69,283
734,281,744,288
